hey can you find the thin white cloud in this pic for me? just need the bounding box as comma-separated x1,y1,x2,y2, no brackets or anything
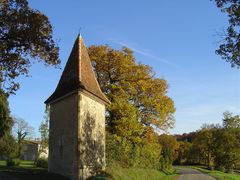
110,40,178,68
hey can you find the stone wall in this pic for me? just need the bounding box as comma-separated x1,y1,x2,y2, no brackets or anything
22,142,38,161
49,94,79,180
49,92,106,180
78,93,105,179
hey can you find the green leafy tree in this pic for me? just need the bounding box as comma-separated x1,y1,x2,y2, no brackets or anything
213,128,240,171
38,106,49,158
0,91,13,138
191,115,240,171
212,0,240,68
0,91,16,157
106,130,161,169
0,133,16,157
213,112,240,171
175,114,240,171
175,141,191,165
193,127,216,168
222,111,240,128
159,134,179,169
0,0,60,94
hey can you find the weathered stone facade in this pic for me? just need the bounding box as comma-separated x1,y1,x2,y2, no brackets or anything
78,93,106,179
22,140,39,161
48,94,79,180
45,35,110,180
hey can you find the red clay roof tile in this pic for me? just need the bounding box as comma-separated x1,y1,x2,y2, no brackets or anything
45,35,110,105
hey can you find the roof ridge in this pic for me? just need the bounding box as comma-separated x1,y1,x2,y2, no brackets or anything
79,36,110,104
45,35,110,105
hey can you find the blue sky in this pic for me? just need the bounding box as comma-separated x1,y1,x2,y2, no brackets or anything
9,0,240,136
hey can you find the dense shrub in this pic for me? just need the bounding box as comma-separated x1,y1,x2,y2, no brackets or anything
138,143,161,169
35,158,48,168
6,158,20,166
106,133,135,167
159,134,179,170
106,132,161,169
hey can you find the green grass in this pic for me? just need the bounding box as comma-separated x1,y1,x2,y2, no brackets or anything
91,165,178,180
0,160,178,180
0,160,6,166
0,160,69,180
181,166,240,180
19,160,34,168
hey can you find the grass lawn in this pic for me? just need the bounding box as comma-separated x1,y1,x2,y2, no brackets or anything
0,160,69,180
184,166,240,180
0,161,6,166
91,165,179,180
0,160,178,180
18,160,34,168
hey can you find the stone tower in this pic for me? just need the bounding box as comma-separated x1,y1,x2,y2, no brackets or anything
45,35,110,180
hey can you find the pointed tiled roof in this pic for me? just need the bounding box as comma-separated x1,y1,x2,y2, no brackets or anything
45,35,110,105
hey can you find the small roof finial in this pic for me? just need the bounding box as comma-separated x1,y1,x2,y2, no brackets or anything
78,27,82,37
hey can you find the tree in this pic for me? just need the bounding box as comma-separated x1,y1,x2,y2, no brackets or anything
175,141,191,165
193,127,217,168
212,112,240,171
0,0,60,94
13,117,34,158
0,90,16,157
0,133,17,157
213,128,240,171
222,111,240,128
191,116,240,171
0,91,13,138
88,45,175,139
174,113,240,171
109,97,143,143
158,134,179,169
212,0,240,68
88,45,175,169
175,131,197,143
38,106,49,158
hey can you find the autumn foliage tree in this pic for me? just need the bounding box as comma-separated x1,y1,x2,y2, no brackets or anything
175,112,240,172
88,45,175,138
88,45,175,169
0,0,60,94
175,141,191,165
159,134,179,169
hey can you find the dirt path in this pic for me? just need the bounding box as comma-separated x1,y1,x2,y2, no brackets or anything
176,167,216,180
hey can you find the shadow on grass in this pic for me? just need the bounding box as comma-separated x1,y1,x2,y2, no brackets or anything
162,168,179,175
0,164,70,180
